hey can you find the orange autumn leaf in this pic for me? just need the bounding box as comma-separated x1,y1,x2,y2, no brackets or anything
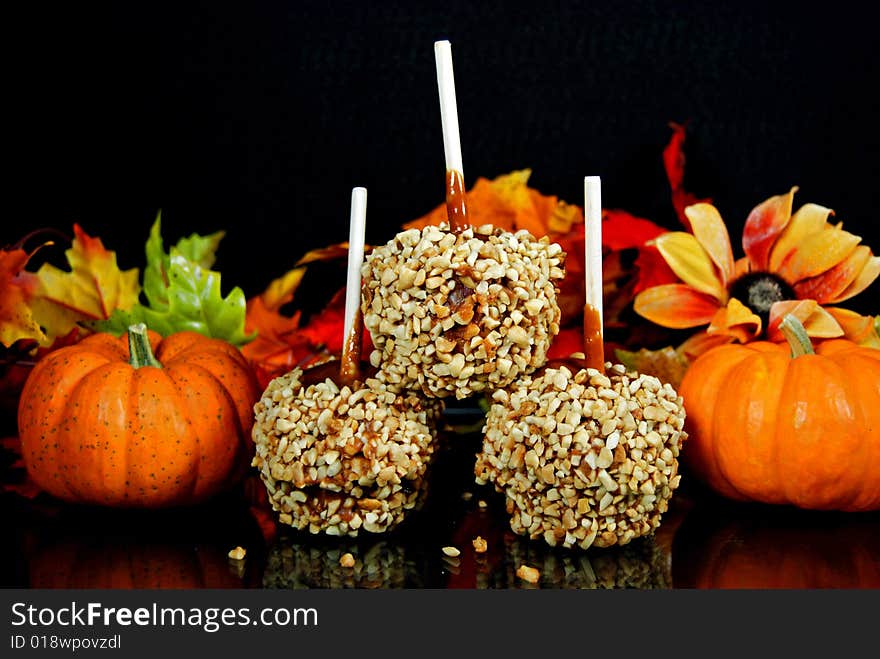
241,266,312,386
30,224,140,346
403,169,583,237
0,247,44,347
242,248,375,389
295,242,361,267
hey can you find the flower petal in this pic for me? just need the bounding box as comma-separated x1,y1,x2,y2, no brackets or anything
653,231,726,300
776,225,861,283
742,187,797,271
707,298,761,343
827,253,880,303
825,307,880,348
684,203,734,285
733,256,751,279
633,284,720,328
677,330,735,360
766,300,843,341
768,203,833,272
792,245,871,303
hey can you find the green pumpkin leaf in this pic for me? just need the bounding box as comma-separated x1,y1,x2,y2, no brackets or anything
93,214,254,346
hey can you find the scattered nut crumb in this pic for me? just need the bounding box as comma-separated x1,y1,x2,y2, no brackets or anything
442,546,461,557
339,552,356,568
472,536,488,553
516,564,540,584
461,491,474,501
228,546,246,561
477,499,487,509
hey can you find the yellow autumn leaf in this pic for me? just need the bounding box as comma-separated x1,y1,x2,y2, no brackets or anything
615,345,691,389
29,224,140,345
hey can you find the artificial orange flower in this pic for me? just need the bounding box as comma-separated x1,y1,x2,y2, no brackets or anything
634,187,880,353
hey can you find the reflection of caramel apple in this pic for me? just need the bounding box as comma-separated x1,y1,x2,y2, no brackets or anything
251,365,442,537
263,532,422,589
362,223,565,400
477,362,687,550
496,533,672,589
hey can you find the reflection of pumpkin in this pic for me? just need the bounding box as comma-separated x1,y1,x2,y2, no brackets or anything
672,502,880,589
17,324,261,507
19,500,265,589
679,315,880,512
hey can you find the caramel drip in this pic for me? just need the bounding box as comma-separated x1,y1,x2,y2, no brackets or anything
339,305,363,386
445,169,469,233
582,303,605,374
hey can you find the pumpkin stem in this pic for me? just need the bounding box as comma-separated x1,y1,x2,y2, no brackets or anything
778,314,815,358
128,323,163,369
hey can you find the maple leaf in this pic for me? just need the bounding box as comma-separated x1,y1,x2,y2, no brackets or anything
403,169,584,238
241,266,313,387
94,215,253,346
0,248,44,348
241,245,375,389
29,224,140,346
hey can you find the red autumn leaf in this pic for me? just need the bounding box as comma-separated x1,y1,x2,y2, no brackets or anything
602,209,668,251
242,254,374,389
633,244,679,294
546,327,586,361
298,287,374,357
0,247,45,348
663,122,712,230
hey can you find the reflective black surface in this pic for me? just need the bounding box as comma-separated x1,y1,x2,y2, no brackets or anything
4,419,879,590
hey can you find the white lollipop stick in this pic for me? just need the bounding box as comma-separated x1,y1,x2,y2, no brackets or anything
434,40,464,177
584,176,603,331
583,176,605,372
434,40,469,232
342,186,367,370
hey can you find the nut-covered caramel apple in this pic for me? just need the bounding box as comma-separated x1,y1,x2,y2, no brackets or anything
252,362,441,537
476,361,686,550
475,177,688,551
362,221,565,399
251,188,443,537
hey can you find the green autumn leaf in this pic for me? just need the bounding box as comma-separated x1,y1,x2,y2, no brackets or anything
143,213,224,310
94,215,254,346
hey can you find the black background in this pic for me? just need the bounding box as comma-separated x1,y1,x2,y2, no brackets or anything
7,0,879,316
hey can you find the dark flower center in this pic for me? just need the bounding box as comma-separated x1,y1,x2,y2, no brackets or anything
728,271,797,328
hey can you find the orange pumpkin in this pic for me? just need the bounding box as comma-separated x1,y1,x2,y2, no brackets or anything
679,315,880,512
17,324,261,507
